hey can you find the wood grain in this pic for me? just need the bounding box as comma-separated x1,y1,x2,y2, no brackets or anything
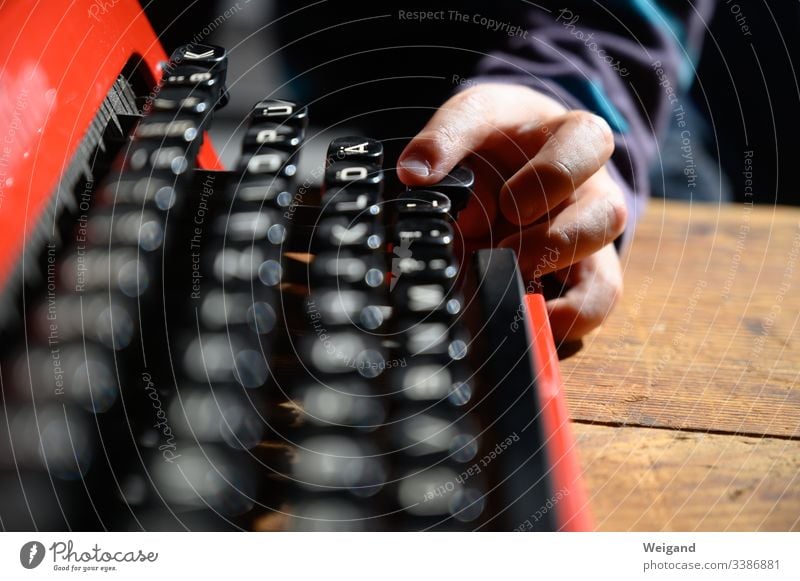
561,199,800,438
574,422,800,531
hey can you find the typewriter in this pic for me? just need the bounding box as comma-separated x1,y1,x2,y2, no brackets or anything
0,0,589,531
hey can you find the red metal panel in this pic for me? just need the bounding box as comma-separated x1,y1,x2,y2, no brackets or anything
525,293,594,531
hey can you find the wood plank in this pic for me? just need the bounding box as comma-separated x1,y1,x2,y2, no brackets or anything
574,423,800,531
560,200,800,437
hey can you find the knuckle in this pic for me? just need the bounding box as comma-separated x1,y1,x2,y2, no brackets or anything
456,86,494,117
542,159,576,190
550,222,577,250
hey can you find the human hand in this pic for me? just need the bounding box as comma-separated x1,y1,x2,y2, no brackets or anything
397,83,626,341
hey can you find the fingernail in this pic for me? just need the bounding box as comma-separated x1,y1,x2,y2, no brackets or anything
399,156,431,177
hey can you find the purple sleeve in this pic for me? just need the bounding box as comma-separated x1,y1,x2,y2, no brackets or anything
463,1,714,247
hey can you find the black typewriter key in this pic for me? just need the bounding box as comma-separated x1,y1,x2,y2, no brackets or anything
85,208,165,251
292,435,385,495
242,149,297,178
29,293,137,350
311,251,385,288
243,123,303,151
314,215,382,251
250,99,308,128
169,385,264,450
391,245,459,283
418,165,475,215
206,243,281,284
125,141,191,175
199,289,278,335
395,190,451,216
162,64,224,90
171,44,228,74
99,175,178,210
402,321,449,356
287,499,369,531
149,444,255,516
395,467,485,523
400,322,469,360
325,161,383,189
389,412,479,463
392,281,461,317
320,186,381,216
293,380,386,430
167,44,228,108
394,217,454,247
150,86,215,116
213,208,286,245
392,361,454,401
134,116,201,147
327,136,383,166
182,333,270,388
306,289,386,329
231,176,293,208
8,344,119,413
0,404,94,480
391,362,473,407
60,247,152,297
302,331,385,377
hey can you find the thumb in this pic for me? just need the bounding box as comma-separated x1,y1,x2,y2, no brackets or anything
398,86,501,186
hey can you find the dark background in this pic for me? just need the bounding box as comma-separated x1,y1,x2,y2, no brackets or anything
144,0,799,206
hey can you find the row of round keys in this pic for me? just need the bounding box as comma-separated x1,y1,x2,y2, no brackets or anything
170,104,308,403
385,166,484,527
380,376,487,529
148,202,285,515
318,141,384,255
112,45,228,205
309,138,387,287
0,46,231,530
380,356,486,529
98,47,223,210
133,375,286,521
171,292,280,520
290,136,389,521
139,152,283,521
391,219,462,320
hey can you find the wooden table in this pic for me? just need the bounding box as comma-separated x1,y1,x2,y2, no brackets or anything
561,199,800,531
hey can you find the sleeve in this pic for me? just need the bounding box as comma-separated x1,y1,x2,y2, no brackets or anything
463,1,715,248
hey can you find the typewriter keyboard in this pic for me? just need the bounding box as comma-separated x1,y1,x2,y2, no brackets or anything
0,44,559,531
